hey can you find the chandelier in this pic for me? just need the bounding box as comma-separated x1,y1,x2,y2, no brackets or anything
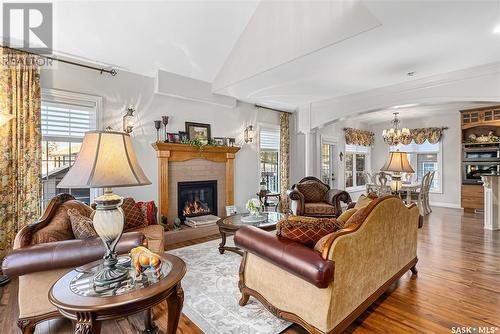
382,112,411,146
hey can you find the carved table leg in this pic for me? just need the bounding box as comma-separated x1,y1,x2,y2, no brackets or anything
142,308,158,334
410,265,418,275
75,312,101,334
218,228,227,254
166,283,184,334
17,319,35,334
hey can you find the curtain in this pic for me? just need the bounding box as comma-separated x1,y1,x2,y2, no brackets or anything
279,112,290,213
0,48,42,256
344,127,375,146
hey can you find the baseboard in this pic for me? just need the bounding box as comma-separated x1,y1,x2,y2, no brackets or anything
430,201,462,209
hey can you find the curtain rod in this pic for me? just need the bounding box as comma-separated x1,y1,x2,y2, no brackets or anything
1,46,117,76
255,104,293,114
343,126,449,131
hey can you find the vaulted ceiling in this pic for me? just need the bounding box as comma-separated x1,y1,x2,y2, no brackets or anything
29,1,500,112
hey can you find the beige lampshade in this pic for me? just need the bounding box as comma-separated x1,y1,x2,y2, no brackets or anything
0,112,14,127
58,130,151,188
380,150,414,173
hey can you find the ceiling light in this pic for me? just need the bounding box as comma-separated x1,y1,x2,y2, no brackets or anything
393,104,418,109
494,24,500,34
382,112,411,146
407,71,415,77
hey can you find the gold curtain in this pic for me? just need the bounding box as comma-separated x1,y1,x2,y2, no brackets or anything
344,127,375,146
410,127,443,144
279,112,290,213
0,48,42,256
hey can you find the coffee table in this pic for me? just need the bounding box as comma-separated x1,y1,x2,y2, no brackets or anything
217,212,285,255
49,253,186,334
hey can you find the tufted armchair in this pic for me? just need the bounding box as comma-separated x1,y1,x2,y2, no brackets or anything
288,177,351,217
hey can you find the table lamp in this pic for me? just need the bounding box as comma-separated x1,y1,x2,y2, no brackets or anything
380,150,414,192
58,130,151,286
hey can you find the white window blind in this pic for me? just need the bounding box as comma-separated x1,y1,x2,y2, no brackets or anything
345,144,369,154
41,101,96,140
390,141,439,153
260,128,280,150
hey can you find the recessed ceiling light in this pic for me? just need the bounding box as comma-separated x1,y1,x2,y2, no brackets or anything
494,24,500,34
407,71,415,77
393,104,418,109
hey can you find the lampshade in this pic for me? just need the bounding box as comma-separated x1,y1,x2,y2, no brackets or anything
58,130,151,188
0,112,14,127
380,150,414,173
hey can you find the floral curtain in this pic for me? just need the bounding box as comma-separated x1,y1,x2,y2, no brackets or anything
279,112,290,213
344,127,375,146
0,48,42,257
409,127,443,145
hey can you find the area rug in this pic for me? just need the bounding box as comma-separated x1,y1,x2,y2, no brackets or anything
168,237,291,334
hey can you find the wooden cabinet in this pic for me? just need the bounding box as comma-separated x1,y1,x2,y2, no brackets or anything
461,107,500,129
461,184,484,212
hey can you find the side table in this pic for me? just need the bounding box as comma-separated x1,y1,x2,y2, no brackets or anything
49,253,186,334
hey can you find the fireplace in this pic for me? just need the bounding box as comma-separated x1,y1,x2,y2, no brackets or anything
177,180,217,221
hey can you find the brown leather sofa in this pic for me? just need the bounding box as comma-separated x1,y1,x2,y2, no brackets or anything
1,194,165,334
288,177,351,217
235,196,420,334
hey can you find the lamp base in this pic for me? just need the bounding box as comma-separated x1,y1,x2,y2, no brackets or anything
93,256,129,287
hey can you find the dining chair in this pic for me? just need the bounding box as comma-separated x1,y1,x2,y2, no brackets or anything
410,171,435,215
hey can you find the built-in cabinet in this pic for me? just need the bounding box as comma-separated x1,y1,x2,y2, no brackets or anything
460,106,500,212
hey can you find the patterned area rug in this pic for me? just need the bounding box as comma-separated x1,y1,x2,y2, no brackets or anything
168,237,291,334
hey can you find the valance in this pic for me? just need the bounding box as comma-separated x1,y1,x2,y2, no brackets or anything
407,127,443,145
344,128,375,146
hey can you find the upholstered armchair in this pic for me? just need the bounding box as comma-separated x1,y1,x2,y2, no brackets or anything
2,194,165,334
235,196,420,334
288,177,351,217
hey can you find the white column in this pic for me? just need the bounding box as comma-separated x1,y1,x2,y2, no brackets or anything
304,131,316,176
481,175,500,230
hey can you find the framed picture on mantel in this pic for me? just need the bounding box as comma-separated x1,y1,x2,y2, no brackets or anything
185,122,211,145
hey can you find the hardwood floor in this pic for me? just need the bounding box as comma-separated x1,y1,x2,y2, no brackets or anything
1,207,499,333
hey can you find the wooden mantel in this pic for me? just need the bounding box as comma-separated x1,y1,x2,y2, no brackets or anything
152,142,240,220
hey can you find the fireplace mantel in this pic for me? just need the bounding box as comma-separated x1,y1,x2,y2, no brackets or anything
152,142,240,221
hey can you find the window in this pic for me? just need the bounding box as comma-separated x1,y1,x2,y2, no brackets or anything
321,144,331,185
390,140,441,192
259,127,280,193
41,90,101,209
345,144,369,189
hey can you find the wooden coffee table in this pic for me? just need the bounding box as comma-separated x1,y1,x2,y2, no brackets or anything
217,212,285,255
49,253,186,334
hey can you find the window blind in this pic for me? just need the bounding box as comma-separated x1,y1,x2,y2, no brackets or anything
390,141,439,153
260,128,280,151
345,144,369,154
41,101,96,139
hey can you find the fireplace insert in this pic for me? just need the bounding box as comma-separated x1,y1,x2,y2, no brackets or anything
177,180,217,221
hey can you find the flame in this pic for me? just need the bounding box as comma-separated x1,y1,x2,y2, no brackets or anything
183,200,210,217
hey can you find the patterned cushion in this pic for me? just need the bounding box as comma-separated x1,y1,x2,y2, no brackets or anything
276,216,344,247
337,208,358,223
304,202,336,215
67,208,97,239
122,198,147,231
344,206,370,228
31,200,93,244
296,180,328,203
314,232,335,254
136,200,158,225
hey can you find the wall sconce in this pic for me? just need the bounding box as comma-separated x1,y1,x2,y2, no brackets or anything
244,125,254,143
122,106,135,133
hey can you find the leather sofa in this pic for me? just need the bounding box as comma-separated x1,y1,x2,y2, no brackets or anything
2,194,165,334
235,196,420,334
288,177,351,217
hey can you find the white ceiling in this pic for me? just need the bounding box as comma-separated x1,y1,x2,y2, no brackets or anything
50,0,259,81
11,0,500,112
345,101,500,125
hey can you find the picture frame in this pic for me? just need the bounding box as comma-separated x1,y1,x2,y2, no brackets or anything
225,205,237,216
228,138,236,147
178,131,188,143
173,133,181,143
166,132,176,143
185,122,211,145
213,137,225,146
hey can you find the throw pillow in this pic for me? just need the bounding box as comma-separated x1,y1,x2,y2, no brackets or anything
122,198,147,231
296,180,328,203
276,216,344,248
67,208,98,239
337,208,358,223
31,200,93,244
314,232,335,254
344,206,370,228
136,201,158,225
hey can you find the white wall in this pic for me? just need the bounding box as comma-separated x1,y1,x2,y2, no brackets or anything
370,112,461,207
40,63,281,212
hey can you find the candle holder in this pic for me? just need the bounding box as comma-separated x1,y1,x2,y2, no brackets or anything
162,116,169,142
154,120,161,142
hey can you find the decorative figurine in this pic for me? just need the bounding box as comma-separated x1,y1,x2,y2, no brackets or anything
129,246,162,278
154,120,161,142
162,116,169,142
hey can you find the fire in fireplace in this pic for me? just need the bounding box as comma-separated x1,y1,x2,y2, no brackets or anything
177,180,217,221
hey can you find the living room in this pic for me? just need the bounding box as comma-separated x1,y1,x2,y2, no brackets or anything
0,1,499,334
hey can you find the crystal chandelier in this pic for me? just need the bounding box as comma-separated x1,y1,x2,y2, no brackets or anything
382,112,411,146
